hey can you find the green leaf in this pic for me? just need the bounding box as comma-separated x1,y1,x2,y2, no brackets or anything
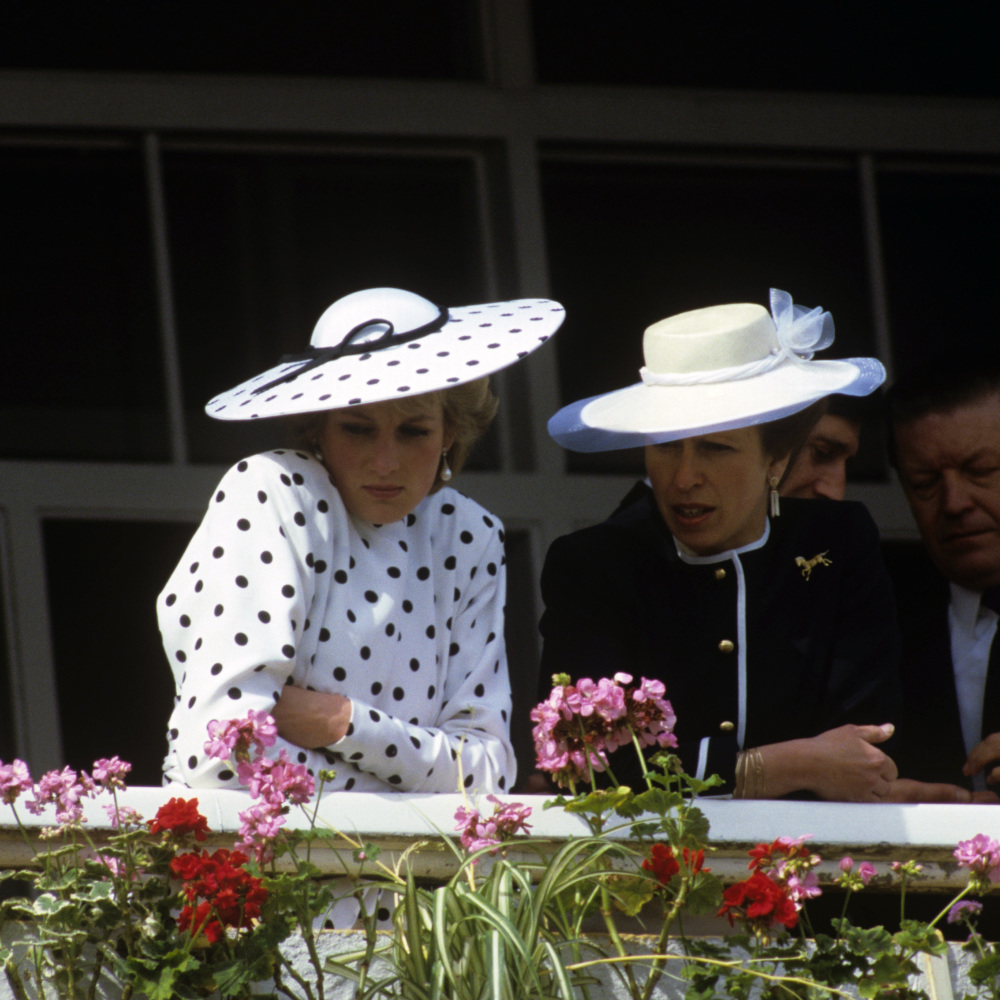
626,787,683,817
682,772,726,795
127,951,201,1000
73,880,114,903
968,949,1000,987
31,894,75,917
870,952,917,985
606,873,656,917
894,920,947,956
628,820,660,838
683,872,724,916
563,787,634,817
677,807,712,844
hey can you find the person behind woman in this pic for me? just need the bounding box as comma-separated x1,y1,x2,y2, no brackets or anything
160,286,564,794
538,289,900,801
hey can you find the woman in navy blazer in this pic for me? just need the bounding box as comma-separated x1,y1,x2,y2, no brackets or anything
540,290,899,800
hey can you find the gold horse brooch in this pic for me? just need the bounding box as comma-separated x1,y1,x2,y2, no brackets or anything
795,551,832,581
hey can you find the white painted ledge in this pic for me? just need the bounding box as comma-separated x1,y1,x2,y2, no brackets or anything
3,789,996,890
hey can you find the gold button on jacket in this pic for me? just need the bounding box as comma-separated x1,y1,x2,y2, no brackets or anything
718,639,735,653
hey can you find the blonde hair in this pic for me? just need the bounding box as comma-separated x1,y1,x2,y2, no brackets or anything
287,378,498,493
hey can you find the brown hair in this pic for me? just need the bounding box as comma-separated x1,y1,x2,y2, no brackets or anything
886,350,1000,468
287,377,498,494
758,399,828,465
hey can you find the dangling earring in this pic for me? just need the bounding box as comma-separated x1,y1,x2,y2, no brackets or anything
768,475,780,518
439,449,453,483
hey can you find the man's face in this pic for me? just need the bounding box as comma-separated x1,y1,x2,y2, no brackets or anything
781,415,861,501
895,395,1000,589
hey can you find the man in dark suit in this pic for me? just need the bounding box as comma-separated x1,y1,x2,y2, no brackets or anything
887,353,1000,802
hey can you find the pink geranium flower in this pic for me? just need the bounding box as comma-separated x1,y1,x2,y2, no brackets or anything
236,749,315,807
237,800,285,862
954,834,1000,891
0,759,33,805
454,795,532,854
104,803,143,829
204,709,278,762
90,756,132,791
838,856,877,890
857,861,877,885
27,766,89,825
94,853,133,879
229,743,315,860
748,836,822,910
530,673,678,788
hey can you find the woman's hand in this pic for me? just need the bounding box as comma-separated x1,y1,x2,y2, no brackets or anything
754,723,898,801
271,685,352,749
884,778,1000,804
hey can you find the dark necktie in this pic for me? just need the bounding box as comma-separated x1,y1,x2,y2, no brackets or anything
978,588,1000,741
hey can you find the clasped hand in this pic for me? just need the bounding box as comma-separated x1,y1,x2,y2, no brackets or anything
804,723,898,802
271,685,353,749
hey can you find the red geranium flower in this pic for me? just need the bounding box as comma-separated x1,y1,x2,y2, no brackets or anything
149,797,209,841
642,843,709,888
177,900,223,945
643,843,681,886
748,835,813,871
170,847,268,934
718,871,798,931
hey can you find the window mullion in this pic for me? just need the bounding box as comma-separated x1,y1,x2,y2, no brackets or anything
2,505,64,771
858,153,894,382
144,131,188,465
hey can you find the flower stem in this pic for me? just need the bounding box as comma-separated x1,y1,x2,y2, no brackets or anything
598,882,639,998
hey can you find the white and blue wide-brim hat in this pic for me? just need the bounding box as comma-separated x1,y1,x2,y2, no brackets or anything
548,289,885,452
207,287,565,420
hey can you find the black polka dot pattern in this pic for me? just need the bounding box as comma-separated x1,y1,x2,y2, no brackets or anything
206,297,564,419
158,450,515,795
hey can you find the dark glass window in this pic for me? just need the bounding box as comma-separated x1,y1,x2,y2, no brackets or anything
43,519,195,786
162,147,496,467
541,156,874,473
0,143,164,461
3,0,484,80
533,1,1000,98
879,167,1000,370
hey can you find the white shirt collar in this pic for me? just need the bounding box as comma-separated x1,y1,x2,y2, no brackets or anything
949,581,990,631
674,518,771,565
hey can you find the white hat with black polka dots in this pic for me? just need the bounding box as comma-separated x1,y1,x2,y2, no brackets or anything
207,287,565,420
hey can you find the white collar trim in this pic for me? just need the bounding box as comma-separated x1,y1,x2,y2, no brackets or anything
674,518,771,565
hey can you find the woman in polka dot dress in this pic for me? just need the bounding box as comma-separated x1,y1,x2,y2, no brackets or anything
160,287,565,795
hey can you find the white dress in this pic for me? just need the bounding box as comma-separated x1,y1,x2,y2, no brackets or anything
159,449,517,794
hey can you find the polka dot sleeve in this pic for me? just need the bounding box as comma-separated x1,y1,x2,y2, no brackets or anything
159,452,324,787
331,517,516,793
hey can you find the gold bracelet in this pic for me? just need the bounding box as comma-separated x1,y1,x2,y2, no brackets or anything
746,747,766,799
734,750,748,798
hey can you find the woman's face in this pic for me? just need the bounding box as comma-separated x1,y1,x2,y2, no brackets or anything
318,397,453,524
645,427,790,555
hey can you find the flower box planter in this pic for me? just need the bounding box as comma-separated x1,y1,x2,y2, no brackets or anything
0,927,984,1000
